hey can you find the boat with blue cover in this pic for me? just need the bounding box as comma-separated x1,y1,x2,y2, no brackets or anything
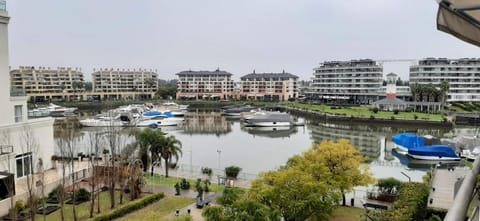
392,133,460,161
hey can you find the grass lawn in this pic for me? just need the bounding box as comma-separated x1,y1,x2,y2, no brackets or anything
283,102,445,121
330,206,364,221
115,196,195,221
145,174,225,192
36,191,143,221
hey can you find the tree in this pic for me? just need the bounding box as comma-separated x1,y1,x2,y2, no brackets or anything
159,135,182,178
37,158,46,221
439,80,450,110
312,139,375,206
86,131,103,217
19,126,39,221
133,128,164,175
203,199,278,221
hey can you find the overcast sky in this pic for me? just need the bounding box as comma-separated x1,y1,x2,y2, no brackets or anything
6,0,479,81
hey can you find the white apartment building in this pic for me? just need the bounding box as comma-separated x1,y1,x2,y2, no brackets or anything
310,59,383,104
176,69,234,100
92,68,158,100
238,71,298,101
410,58,480,102
10,66,85,102
0,1,55,212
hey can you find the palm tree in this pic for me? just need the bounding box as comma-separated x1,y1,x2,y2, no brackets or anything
159,135,182,178
440,80,450,110
133,129,164,175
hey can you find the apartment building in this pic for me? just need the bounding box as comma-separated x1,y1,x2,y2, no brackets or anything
238,71,298,101
176,69,234,100
92,68,158,100
10,66,85,102
410,58,480,102
0,4,56,214
310,59,383,104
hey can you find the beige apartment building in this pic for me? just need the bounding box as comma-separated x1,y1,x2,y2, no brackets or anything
176,69,234,100
10,66,85,102
238,71,298,101
91,68,158,100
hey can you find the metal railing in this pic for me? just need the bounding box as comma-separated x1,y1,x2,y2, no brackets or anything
0,0,6,11
10,88,26,97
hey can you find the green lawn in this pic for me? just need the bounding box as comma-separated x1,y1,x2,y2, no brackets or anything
330,206,364,221
36,191,144,221
115,196,195,221
283,102,445,121
145,174,225,192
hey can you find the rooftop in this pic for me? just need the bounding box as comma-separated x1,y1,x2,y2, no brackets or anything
240,72,298,80
176,69,233,76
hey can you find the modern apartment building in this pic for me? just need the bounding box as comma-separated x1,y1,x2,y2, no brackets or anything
410,58,480,102
0,3,56,214
238,71,298,101
176,69,234,100
92,68,158,100
10,66,85,102
310,59,383,104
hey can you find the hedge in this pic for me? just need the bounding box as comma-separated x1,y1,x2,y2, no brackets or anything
93,192,165,221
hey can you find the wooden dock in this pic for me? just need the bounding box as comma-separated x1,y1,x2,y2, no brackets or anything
428,168,470,210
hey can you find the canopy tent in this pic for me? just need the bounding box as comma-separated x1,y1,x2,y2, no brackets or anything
437,0,480,47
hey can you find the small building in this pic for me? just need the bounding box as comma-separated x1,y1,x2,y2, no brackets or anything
373,73,408,111
238,71,298,101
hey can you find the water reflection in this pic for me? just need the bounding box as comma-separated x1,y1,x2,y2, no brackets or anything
181,112,232,136
241,126,298,138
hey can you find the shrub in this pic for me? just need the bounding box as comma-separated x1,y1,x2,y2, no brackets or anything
225,166,242,179
201,167,213,176
376,178,402,195
370,115,375,120
75,188,91,201
393,109,399,115
404,107,413,112
174,182,181,195
372,107,379,114
180,178,190,190
386,182,429,221
391,116,395,120
47,185,64,202
414,114,418,120
93,192,165,221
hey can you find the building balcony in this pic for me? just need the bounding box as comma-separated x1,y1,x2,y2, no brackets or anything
10,88,26,97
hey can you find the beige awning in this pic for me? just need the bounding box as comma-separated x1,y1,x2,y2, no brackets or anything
437,0,480,47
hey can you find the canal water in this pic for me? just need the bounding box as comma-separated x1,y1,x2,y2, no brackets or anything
54,110,477,183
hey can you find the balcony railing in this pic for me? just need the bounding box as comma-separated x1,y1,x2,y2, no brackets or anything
0,0,5,11
10,88,26,97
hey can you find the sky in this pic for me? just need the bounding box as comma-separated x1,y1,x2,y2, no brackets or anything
5,0,480,81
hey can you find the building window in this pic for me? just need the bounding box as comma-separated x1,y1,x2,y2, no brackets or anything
16,153,32,178
14,105,23,123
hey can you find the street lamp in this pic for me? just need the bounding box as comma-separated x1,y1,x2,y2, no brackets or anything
217,149,222,171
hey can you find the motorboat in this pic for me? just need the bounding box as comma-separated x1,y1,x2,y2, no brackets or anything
136,115,184,127
28,103,77,118
223,105,257,116
392,133,460,161
244,112,293,127
162,102,189,110
79,105,143,127
462,147,480,161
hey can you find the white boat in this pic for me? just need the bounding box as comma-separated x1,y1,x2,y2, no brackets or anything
244,112,293,127
462,147,480,161
79,118,126,127
80,106,142,127
162,102,189,110
136,116,184,127
28,103,77,118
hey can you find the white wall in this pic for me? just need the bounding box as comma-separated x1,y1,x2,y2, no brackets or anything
0,11,14,126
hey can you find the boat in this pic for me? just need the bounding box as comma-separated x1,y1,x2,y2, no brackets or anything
392,133,460,161
461,147,480,161
223,105,257,116
28,103,77,118
162,102,189,110
244,112,293,127
136,115,184,127
79,105,144,127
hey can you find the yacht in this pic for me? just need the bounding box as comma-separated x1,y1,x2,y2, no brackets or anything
28,103,77,118
244,112,293,127
392,133,460,161
136,115,184,127
162,102,189,110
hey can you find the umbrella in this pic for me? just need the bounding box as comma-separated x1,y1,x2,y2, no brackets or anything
437,0,480,47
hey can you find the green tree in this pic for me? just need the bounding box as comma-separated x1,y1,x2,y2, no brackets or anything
313,139,375,206
217,187,245,206
440,80,450,110
133,129,164,175
159,135,182,177
203,199,278,221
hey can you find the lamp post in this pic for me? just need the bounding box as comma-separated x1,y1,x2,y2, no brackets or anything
401,171,411,182
217,149,222,171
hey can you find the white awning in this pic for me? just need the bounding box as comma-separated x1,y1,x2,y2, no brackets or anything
437,0,480,47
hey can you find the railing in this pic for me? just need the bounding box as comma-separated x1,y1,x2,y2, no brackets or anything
10,88,26,97
0,0,5,12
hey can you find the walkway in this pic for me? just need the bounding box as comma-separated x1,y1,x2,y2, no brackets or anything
428,167,470,210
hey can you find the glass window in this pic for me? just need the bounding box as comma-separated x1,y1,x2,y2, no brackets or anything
15,153,32,178
14,105,23,123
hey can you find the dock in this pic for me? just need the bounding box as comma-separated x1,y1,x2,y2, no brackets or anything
428,167,470,210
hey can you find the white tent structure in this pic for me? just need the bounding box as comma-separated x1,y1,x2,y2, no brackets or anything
437,0,480,47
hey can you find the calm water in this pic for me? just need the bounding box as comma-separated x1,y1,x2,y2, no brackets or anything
54,111,477,182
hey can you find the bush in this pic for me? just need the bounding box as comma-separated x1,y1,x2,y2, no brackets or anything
47,185,64,202
376,178,402,195
201,167,213,176
372,107,379,114
75,188,91,201
393,109,399,115
225,166,242,179
386,182,429,221
370,115,375,120
93,192,165,221
180,178,190,190
414,115,418,120
404,107,413,112
391,116,395,120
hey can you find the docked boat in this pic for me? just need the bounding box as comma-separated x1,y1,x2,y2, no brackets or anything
162,102,189,110
392,133,460,161
223,105,257,116
392,133,424,154
462,147,480,161
28,103,77,118
244,112,293,127
79,105,143,127
136,115,183,127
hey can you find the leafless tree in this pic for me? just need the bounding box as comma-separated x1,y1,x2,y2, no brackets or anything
37,158,46,221
19,125,39,221
55,138,67,221
86,131,103,217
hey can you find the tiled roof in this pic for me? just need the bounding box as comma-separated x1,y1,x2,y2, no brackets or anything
176,69,233,76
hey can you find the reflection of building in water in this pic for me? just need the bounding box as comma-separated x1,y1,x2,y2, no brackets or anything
182,112,231,136
241,126,298,138
53,117,80,136
309,122,381,160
